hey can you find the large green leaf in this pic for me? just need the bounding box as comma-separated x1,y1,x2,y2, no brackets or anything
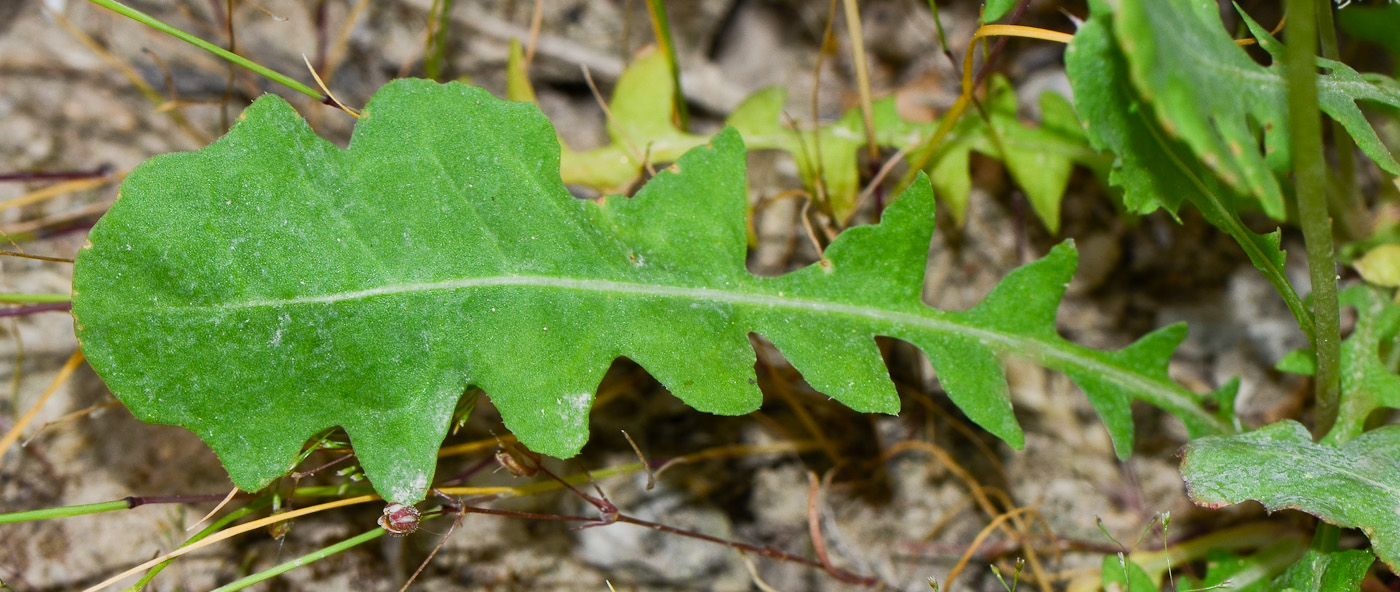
1065,0,1312,341
73,80,1230,504
1180,420,1400,571
1116,0,1400,217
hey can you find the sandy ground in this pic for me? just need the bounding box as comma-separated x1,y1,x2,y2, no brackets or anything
0,1,1311,590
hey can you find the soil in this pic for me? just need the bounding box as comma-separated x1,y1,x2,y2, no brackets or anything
0,1,1312,590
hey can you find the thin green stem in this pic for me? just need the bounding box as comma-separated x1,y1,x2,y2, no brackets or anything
423,0,455,81
1315,1,1363,240
0,293,71,304
0,499,129,524
207,527,385,592
645,0,689,131
84,0,327,104
1313,523,1341,553
924,0,954,58
1127,522,1306,584
124,504,264,591
1286,0,1341,439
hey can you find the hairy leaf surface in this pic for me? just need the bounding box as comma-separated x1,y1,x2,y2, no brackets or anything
73,80,1229,504
1065,0,1312,341
1275,287,1400,444
1324,287,1400,445
1181,420,1400,571
1117,0,1400,217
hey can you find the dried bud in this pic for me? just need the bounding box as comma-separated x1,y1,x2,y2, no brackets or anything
377,502,421,536
495,447,541,477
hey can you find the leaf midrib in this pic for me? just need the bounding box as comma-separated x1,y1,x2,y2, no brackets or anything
195,272,1230,435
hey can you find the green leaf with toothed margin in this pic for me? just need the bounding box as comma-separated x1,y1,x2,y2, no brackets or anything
1066,0,1314,342
72,79,1230,505
1181,420,1400,572
1115,0,1400,218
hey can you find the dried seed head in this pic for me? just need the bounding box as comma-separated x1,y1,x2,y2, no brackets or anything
495,447,541,477
378,502,421,536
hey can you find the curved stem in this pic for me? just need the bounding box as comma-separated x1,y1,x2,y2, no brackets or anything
903,24,1074,180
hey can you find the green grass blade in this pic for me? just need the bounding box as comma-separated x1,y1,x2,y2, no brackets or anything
84,0,326,103
207,527,385,592
0,499,129,524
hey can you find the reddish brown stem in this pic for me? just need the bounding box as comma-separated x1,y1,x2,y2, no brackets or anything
0,167,112,182
0,302,72,318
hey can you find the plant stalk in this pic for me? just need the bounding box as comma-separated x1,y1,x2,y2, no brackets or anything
1285,0,1341,439
1314,2,1364,241
645,0,689,131
207,528,385,592
85,0,329,105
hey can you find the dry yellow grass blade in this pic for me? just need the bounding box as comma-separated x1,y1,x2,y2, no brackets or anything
0,350,85,459
0,173,126,214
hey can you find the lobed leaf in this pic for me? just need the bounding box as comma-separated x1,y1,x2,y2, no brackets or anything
73,80,1229,504
1180,420,1400,571
1326,286,1400,445
1116,0,1400,218
1279,286,1400,444
1065,0,1313,341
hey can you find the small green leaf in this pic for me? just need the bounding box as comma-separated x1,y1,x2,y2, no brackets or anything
1275,348,1316,376
912,76,1102,232
1273,548,1374,592
1181,419,1400,571
559,49,707,191
73,80,1229,504
1353,244,1400,288
556,51,1106,228
1100,555,1155,591
983,0,1016,22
